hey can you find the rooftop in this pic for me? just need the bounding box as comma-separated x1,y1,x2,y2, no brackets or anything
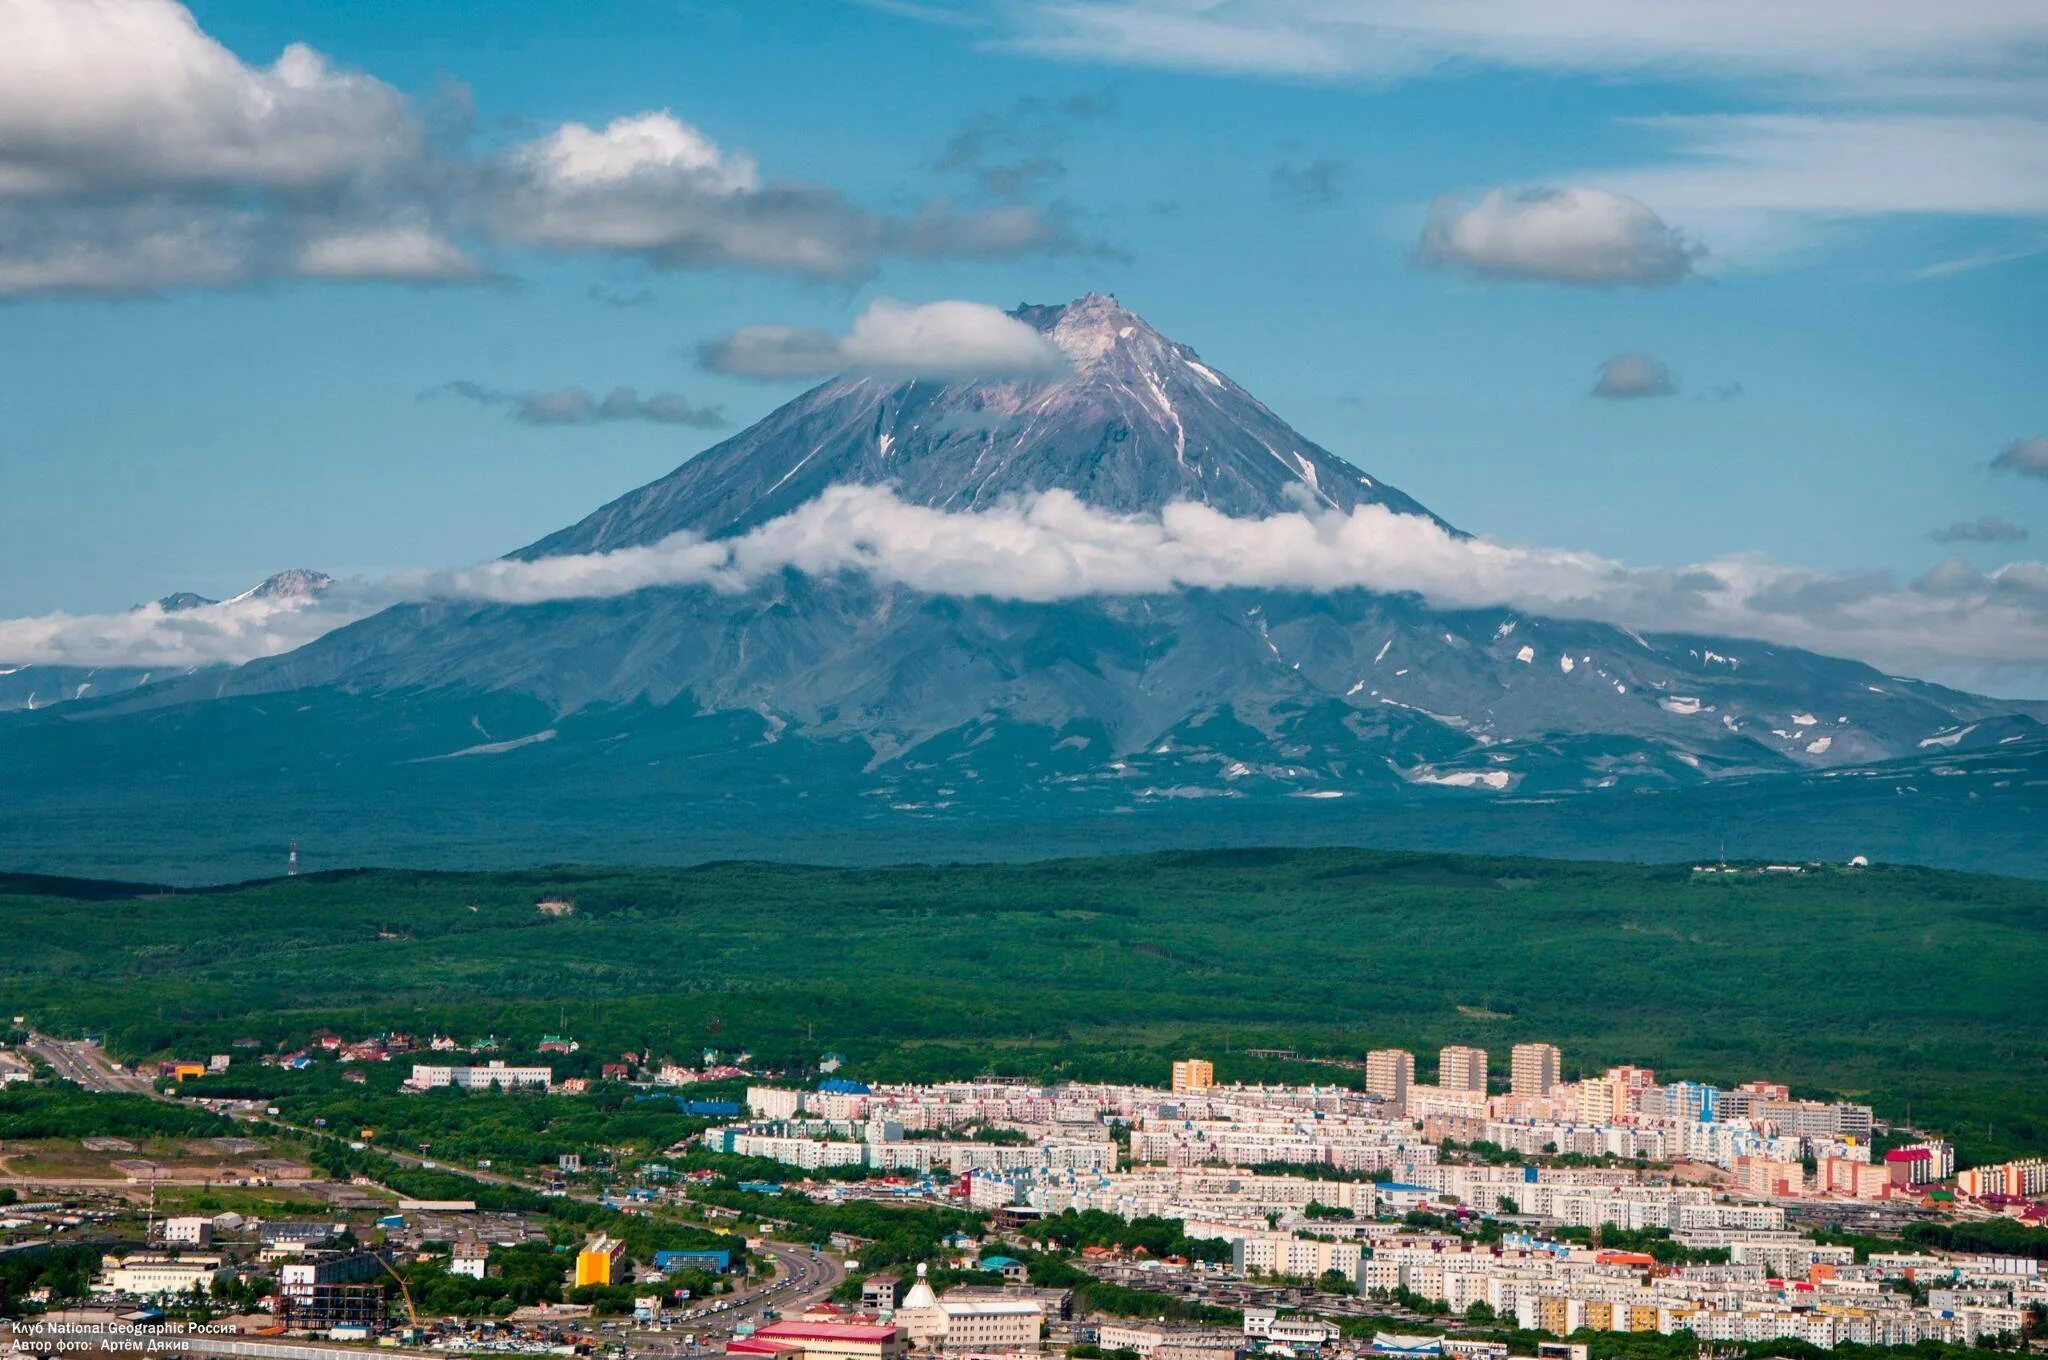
754,1322,903,1343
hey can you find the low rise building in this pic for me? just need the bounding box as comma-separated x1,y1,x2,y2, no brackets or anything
97,1254,229,1296
408,1060,552,1091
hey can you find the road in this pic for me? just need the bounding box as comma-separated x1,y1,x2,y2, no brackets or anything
328,1140,842,1326
19,1032,845,1335
22,1033,154,1095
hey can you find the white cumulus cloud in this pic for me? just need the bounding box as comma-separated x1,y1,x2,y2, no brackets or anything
0,4,1083,297
699,298,1073,382
1414,187,1699,286
0,0,421,196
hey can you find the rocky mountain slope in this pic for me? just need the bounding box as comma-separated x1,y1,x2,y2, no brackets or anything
5,296,2043,875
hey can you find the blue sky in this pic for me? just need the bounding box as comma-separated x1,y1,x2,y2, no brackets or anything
2,0,2045,685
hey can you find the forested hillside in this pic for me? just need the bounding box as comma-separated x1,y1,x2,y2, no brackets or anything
4,849,2043,1160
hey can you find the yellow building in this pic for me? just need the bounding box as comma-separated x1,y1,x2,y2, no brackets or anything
172,1063,206,1082
1170,1058,1214,1094
576,1235,627,1287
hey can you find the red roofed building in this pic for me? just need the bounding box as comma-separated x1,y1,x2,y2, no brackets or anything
743,1321,906,1360
1885,1147,1935,1186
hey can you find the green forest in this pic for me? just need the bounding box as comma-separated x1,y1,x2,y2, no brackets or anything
3,849,2045,1160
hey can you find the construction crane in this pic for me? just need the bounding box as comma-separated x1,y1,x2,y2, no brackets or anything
373,1252,423,1340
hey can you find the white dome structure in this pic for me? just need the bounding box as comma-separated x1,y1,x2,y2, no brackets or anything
901,1262,937,1311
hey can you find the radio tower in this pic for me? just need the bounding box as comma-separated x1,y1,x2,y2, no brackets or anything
288,839,299,876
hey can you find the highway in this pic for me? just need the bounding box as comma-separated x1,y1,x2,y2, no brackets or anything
22,1033,155,1096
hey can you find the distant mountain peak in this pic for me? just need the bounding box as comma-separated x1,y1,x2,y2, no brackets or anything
227,568,333,604
154,591,218,613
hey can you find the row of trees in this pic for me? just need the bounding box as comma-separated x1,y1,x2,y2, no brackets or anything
1022,1209,1233,1263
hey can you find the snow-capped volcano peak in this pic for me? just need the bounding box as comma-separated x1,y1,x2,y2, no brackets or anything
1025,292,1151,366
524,295,1446,558
225,568,334,604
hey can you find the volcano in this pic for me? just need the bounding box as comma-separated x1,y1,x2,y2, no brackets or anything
6,295,2044,880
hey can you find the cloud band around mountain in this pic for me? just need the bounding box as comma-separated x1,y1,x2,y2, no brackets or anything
8,487,2048,694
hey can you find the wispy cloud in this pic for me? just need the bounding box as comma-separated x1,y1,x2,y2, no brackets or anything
425,380,726,428
994,2,2048,267
1272,156,1345,207
1906,235,2048,281
1992,435,2048,479
933,90,1115,201
1591,352,1678,399
996,2,2048,90
1589,113,2048,265
585,282,657,309
11,487,2048,689
1932,514,2028,544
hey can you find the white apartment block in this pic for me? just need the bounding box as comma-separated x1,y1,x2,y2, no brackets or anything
747,1086,805,1120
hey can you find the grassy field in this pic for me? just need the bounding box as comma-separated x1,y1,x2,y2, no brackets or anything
2,849,2044,1162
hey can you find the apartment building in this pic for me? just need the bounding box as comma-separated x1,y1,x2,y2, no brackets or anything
1366,1049,1416,1111
747,1086,805,1120
1171,1058,1216,1094
1439,1046,1488,1093
1958,1158,2048,1199
1511,1044,1561,1098
1228,1230,1363,1280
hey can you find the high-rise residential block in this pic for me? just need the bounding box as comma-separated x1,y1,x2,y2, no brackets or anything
1439,1045,1488,1093
1171,1058,1215,1094
1365,1049,1415,1109
1510,1043,1561,1097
